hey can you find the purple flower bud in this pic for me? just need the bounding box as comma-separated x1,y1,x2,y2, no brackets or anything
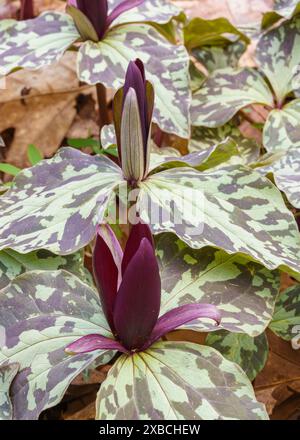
76,0,108,40
68,0,144,41
113,237,161,350
113,60,154,183
92,222,160,351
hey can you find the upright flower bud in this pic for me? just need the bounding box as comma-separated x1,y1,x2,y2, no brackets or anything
113,60,154,184
67,0,144,42
93,223,160,350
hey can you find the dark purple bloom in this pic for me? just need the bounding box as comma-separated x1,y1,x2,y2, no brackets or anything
68,0,144,40
66,223,221,355
113,59,154,183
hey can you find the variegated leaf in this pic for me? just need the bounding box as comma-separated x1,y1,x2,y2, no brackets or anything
263,100,300,152
206,331,268,381
107,0,181,27
138,165,300,277
0,148,123,254
257,17,300,102
96,341,268,420
262,0,300,29
193,41,247,73
101,124,117,149
189,61,206,93
156,233,279,336
78,23,190,138
149,139,240,172
184,17,249,51
258,147,300,208
100,126,238,173
269,284,300,340
0,12,79,76
190,124,260,165
0,270,114,420
0,181,9,193
191,68,274,127
0,363,19,420
0,248,85,290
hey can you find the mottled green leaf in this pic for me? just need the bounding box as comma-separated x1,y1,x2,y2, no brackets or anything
269,284,300,340
258,147,300,208
78,23,190,138
0,148,123,254
96,341,268,420
0,363,19,420
107,0,182,27
150,139,240,172
156,233,279,336
100,124,118,150
101,124,238,172
0,12,79,76
191,68,274,127
0,248,85,290
257,17,300,102
206,331,268,381
190,124,260,166
263,99,300,152
262,0,300,29
184,17,249,51
193,41,247,73
189,61,206,93
138,165,300,277
0,270,114,419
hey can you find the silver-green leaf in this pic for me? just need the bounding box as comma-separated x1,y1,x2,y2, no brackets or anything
157,233,280,336
206,331,269,381
269,284,300,340
0,270,114,419
0,363,19,420
96,341,268,420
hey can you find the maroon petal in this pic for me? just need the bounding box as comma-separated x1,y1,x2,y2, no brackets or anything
93,227,120,332
77,0,108,40
106,0,144,29
20,0,34,20
97,224,123,288
65,334,127,354
121,222,153,275
113,238,161,351
145,303,221,349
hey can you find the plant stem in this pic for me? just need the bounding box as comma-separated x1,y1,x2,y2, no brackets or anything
96,82,110,129
20,0,34,20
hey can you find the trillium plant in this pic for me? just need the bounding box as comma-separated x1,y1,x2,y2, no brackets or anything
0,0,190,135
66,223,221,354
0,0,300,422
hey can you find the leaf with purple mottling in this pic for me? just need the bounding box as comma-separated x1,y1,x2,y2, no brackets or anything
0,270,114,420
96,341,268,420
